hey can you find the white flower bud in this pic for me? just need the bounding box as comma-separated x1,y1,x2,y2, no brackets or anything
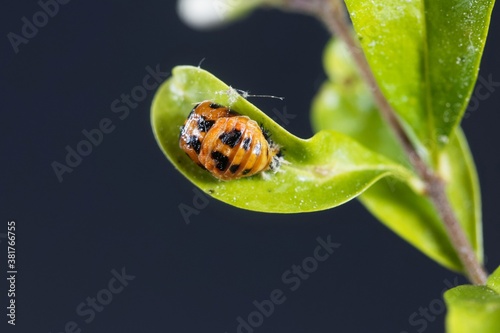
177,0,268,30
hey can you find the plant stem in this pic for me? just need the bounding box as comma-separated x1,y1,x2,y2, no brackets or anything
279,0,487,285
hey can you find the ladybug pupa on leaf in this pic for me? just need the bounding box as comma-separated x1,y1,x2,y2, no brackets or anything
179,101,282,180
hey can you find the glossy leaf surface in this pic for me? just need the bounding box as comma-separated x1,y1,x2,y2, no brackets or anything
312,40,482,271
151,66,417,213
344,0,496,163
445,267,500,333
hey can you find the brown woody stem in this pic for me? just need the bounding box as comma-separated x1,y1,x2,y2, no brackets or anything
279,0,487,284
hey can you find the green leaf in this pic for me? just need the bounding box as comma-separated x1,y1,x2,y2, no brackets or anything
151,65,419,213
441,127,483,264
360,129,482,272
315,39,405,163
487,266,500,294
311,39,482,271
343,0,496,163
444,267,500,333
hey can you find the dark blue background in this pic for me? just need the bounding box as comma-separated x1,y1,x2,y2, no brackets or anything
1,1,499,332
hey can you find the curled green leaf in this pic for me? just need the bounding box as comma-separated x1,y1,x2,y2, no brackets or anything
151,65,418,213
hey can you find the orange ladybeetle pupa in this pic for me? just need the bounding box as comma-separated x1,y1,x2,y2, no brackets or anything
179,101,281,180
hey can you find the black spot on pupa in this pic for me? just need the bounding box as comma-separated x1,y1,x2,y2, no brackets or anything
197,116,215,132
219,129,242,148
261,126,271,141
229,164,240,174
242,169,251,175
242,137,251,151
211,151,229,171
186,135,201,154
209,103,222,109
208,189,215,194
